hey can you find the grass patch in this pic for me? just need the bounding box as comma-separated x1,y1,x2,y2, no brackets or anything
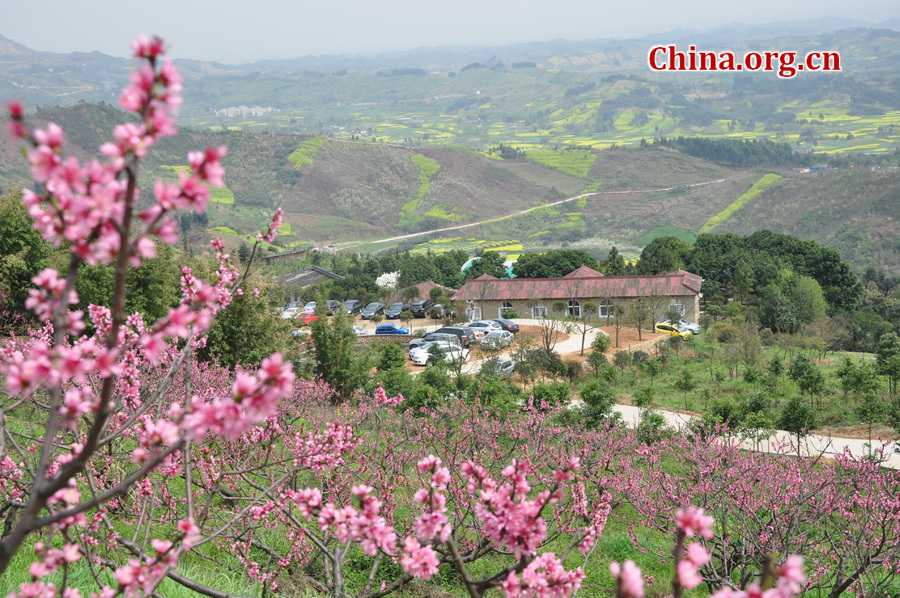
287,137,325,169
526,149,596,178
400,154,441,226
700,174,782,233
424,204,466,221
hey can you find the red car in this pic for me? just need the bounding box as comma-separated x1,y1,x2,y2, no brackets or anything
296,310,319,324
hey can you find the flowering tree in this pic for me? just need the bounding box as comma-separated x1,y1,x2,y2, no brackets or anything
0,35,294,593
613,428,900,598
0,36,812,598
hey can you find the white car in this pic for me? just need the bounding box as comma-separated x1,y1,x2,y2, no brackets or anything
410,342,469,366
468,320,503,335
352,326,369,337
281,306,299,320
480,330,514,349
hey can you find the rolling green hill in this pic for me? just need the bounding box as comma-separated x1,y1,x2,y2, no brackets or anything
2,101,899,274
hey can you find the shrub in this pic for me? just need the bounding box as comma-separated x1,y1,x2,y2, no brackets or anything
563,359,585,382
633,386,656,408
581,378,617,427
591,332,611,354
587,351,608,371
632,350,649,366
377,343,407,372
743,366,761,384
613,351,632,370
637,411,669,445
711,399,740,429
501,308,519,319
715,325,739,343
531,381,571,409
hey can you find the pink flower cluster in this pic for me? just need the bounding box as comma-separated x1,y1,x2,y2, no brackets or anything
184,353,295,440
290,485,398,557
400,455,452,580
710,556,806,598
609,560,644,598
374,383,402,407
462,458,555,559
502,552,585,598
675,505,715,539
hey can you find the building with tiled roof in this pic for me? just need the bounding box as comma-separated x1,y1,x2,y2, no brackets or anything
451,268,701,322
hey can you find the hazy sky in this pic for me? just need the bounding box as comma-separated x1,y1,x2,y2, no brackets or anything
4,0,899,64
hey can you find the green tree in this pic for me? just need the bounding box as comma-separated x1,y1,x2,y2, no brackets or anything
398,254,441,288
402,286,420,302
604,246,626,275
377,343,407,372
513,249,600,278
465,252,508,279
237,243,251,264
581,378,617,427
201,275,288,368
674,369,697,409
0,188,51,316
785,274,828,325
636,236,692,275
876,333,900,396
310,299,371,401
777,396,816,451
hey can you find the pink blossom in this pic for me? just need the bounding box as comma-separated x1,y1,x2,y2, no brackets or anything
675,506,714,539
399,537,439,580
676,560,703,590
610,560,644,598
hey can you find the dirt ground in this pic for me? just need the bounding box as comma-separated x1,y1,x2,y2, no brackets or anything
813,424,899,441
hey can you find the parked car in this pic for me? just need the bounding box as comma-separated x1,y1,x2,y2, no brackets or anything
303,301,317,312
410,343,469,366
430,304,454,319
432,326,477,347
480,330,515,349
325,300,342,315
408,340,456,364
344,299,362,315
468,320,503,335
409,300,433,318
361,302,386,319
663,319,701,334
491,318,520,334
408,332,462,351
478,358,515,380
352,325,369,337
655,322,692,339
375,323,409,335
281,306,299,320
385,302,409,318
296,310,319,325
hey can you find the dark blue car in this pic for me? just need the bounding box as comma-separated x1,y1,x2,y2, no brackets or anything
375,323,410,335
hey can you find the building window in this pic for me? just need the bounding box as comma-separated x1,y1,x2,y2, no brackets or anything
467,306,482,321
499,301,514,318
598,304,610,318
568,300,581,319
669,302,685,317
531,304,547,319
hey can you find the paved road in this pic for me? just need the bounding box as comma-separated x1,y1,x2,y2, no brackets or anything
612,403,900,469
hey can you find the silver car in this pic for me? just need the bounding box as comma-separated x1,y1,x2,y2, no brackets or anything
480,330,514,350
479,358,515,380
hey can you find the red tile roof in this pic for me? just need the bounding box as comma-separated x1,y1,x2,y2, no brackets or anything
452,269,702,302
563,265,604,278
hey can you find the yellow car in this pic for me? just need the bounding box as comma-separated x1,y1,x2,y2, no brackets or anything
654,322,692,339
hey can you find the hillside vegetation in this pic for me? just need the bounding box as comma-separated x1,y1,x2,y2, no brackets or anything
2,103,900,273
